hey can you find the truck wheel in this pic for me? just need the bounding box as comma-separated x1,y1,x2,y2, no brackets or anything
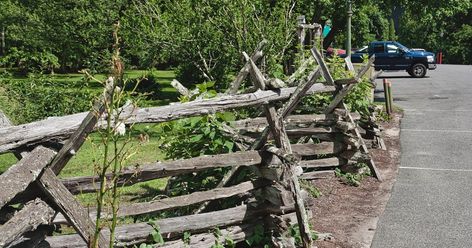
410,63,427,78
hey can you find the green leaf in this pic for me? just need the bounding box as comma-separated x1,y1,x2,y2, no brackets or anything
205,81,215,88
209,130,216,139
207,90,217,97
217,112,236,122
190,117,203,127
183,231,191,244
224,141,234,152
151,229,164,244
203,126,211,135
190,134,204,142
214,138,223,145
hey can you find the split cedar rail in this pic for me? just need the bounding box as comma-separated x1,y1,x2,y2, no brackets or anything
0,46,382,248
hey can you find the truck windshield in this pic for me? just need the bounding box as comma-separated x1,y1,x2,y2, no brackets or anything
394,42,410,52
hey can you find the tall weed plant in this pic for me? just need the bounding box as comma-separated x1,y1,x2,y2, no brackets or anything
91,21,139,248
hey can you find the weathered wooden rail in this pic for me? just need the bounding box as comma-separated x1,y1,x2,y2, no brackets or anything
0,45,382,248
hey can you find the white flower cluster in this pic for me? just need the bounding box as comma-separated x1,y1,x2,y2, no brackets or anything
114,122,126,136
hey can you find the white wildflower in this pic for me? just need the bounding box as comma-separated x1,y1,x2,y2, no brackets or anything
114,122,126,136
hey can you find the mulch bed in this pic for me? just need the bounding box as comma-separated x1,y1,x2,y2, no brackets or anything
311,112,402,248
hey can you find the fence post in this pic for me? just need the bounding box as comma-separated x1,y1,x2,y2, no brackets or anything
383,79,391,115
387,81,393,114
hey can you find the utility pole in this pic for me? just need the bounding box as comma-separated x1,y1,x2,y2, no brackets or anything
346,0,352,56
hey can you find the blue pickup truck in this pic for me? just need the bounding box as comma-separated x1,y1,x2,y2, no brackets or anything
350,41,437,78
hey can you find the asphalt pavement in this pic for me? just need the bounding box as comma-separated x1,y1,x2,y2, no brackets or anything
371,64,472,248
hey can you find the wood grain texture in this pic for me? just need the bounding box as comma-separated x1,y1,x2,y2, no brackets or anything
227,39,267,94
53,180,267,225
38,168,108,248
0,198,55,247
62,142,340,194
311,48,334,85
300,170,335,180
49,106,102,174
0,146,56,209
250,61,314,247
299,157,347,168
160,224,257,248
0,110,12,127
324,56,375,114
0,84,335,154
9,225,53,248
231,113,360,133
279,68,321,118
44,204,262,247
170,79,189,96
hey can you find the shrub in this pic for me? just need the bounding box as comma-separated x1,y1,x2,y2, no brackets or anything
125,72,161,100
0,48,60,74
0,74,97,124
296,54,373,116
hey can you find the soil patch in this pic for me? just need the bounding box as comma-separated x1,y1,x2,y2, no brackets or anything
312,112,402,248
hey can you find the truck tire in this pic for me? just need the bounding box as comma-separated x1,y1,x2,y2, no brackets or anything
409,63,427,78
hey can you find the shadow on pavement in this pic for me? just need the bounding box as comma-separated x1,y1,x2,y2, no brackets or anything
378,75,431,79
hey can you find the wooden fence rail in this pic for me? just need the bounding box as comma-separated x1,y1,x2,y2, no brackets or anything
0,44,383,248
61,142,344,195
0,84,335,154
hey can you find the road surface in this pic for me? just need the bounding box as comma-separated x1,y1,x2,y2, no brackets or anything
371,64,472,247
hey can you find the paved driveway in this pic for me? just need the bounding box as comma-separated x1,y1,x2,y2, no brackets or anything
371,64,472,248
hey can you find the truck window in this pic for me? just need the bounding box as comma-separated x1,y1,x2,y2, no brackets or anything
373,44,384,53
387,44,400,53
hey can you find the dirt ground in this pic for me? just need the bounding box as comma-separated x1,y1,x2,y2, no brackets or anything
311,113,402,248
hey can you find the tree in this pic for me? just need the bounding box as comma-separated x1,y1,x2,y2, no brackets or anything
128,0,298,87
0,0,132,72
397,0,472,64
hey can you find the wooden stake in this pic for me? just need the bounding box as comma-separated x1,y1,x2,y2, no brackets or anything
383,79,391,115
227,40,267,94
387,81,393,114
38,168,109,247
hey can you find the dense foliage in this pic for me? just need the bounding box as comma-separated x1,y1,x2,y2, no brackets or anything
0,73,97,123
398,0,472,64
1,0,469,82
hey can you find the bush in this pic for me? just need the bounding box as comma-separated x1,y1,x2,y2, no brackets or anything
125,72,161,100
0,74,97,124
0,48,60,74
296,54,373,116
447,24,472,65
157,112,237,194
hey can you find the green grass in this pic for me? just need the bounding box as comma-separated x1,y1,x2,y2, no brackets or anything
0,69,179,108
0,68,212,235
0,69,178,210
0,126,168,203
0,153,18,172
59,129,165,178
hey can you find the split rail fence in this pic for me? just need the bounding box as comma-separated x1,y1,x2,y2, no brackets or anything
0,44,382,248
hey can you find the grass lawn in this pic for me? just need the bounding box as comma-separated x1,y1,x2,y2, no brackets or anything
65,130,169,207
0,69,177,214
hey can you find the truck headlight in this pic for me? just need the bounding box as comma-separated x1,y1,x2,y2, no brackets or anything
427,55,434,63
